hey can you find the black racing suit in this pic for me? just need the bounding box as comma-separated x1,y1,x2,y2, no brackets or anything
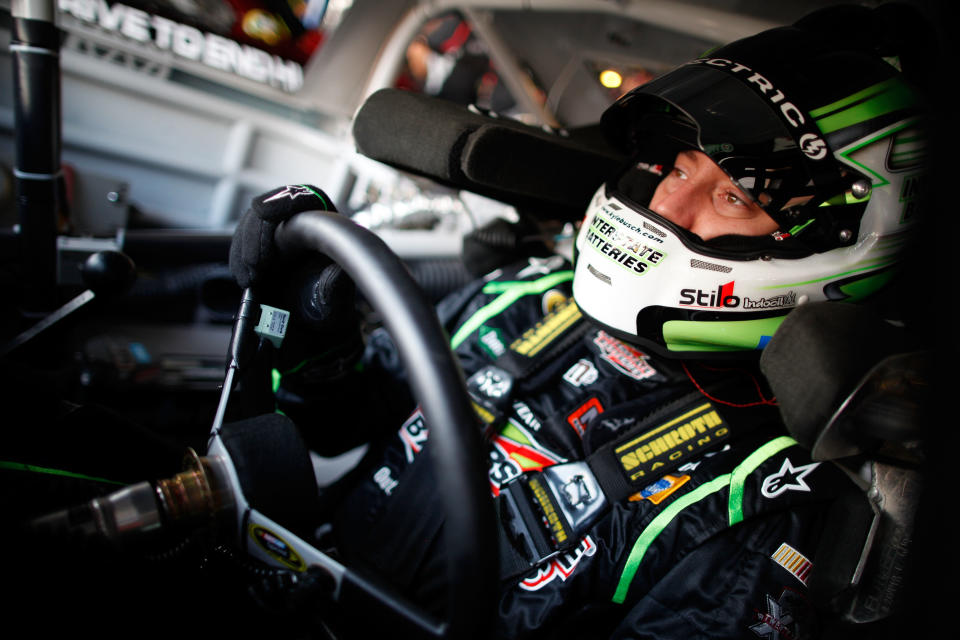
278,256,854,640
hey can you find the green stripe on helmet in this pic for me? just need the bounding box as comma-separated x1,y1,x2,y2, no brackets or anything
834,269,895,302
812,77,918,134
662,316,786,352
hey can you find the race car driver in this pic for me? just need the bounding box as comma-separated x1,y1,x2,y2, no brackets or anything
228,4,930,638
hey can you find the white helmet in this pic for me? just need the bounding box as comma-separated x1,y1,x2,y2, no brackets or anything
572,6,928,357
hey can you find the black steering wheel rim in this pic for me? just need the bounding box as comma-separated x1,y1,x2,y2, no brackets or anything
275,211,497,639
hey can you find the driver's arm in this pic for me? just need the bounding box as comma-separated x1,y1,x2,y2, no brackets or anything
228,184,416,455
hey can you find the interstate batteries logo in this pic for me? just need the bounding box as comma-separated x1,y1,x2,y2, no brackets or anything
584,212,665,275
679,281,797,310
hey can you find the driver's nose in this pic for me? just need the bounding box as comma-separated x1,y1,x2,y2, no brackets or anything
648,182,705,233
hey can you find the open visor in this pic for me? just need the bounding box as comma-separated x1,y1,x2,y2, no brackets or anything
602,64,832,216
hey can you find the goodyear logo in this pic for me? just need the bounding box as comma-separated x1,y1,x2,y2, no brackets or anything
510,297,582,357
615,402,729,482
528,475,569,546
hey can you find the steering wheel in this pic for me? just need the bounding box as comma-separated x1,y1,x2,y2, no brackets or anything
265,210,498,638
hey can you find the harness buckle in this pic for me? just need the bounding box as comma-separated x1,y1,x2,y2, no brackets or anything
498,461,607,567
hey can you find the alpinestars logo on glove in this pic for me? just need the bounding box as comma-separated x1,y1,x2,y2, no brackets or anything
264,185,317,203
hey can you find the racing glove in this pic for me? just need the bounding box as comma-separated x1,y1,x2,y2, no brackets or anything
229,183,337,289
229,185,364,419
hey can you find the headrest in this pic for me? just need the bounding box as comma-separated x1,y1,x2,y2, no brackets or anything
760,302,927,461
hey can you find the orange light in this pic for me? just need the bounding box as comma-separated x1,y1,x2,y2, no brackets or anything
599,69,623,89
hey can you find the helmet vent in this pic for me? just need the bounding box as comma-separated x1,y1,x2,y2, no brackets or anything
587,263,612,285
643,221,667,237
690,259,733,273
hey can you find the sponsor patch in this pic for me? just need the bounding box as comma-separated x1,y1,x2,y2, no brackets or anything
567,397,604,438
478,325,506,358
519,536,597,591
510,297,582,358
512,401,542,432
488,421,565,496
749,590,801,640
249,524,306,572
467,365,514,435
398,409,428,463
593,331,656,381
771,542,813,585
615,401,729,483
761,458,820,499
629,473,690,504
469,365,513,400
373,466,399,496
562,358,599,388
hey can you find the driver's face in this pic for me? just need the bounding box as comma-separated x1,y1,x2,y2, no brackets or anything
649,150,778,240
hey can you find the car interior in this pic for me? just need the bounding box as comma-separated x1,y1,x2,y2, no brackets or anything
0,1,953,638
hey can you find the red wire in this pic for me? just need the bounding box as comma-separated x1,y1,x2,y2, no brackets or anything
681,361,778,408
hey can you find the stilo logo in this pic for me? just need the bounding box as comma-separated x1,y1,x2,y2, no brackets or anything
679,281,740,308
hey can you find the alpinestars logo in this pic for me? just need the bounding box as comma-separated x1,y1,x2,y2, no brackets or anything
761,458,820,499
264,185,316,203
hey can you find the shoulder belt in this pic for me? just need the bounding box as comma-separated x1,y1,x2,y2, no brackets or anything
495,387,780,581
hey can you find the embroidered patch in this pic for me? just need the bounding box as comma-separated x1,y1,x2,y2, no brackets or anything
628,474,690,504
373,466,399,496
478,325,506,358
510,297,582,358
749,590,801,640
771,542,813,585
593,330,656,381
567,397,604,438
519,536,596,591
487,421,565,496
512,401,542,432
398,409,428,463
761,458,821,499
615,401,729,483
562,358,599,388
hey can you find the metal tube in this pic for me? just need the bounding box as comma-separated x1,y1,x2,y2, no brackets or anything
11,0,62,309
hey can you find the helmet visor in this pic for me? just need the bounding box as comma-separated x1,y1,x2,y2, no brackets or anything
604,64,824,215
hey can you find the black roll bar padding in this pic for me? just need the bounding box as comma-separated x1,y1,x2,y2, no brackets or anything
275,211,497,639
11,0,62,308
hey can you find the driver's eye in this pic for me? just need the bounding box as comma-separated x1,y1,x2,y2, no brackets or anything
719,191,745,207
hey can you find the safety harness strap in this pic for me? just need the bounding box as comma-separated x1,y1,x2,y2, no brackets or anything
495,390,780,582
